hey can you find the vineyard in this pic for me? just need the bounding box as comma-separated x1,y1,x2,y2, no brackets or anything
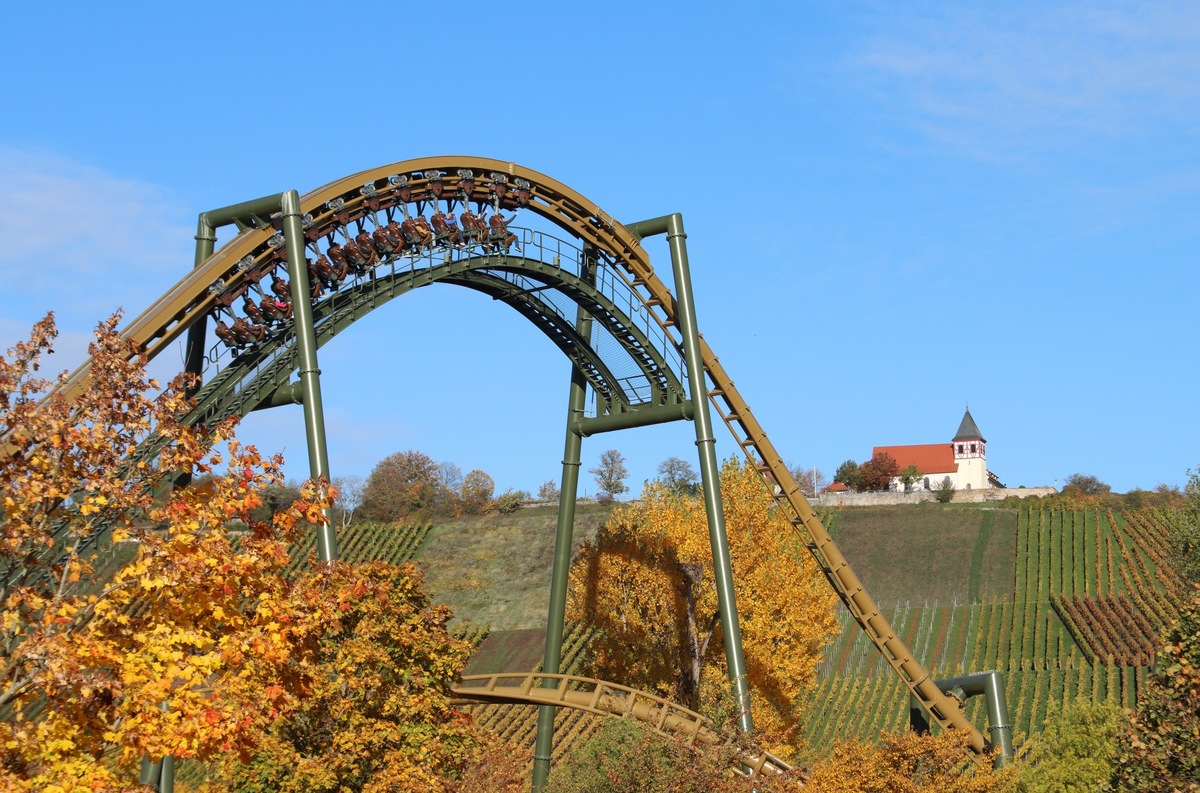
798,506,1184,760
418,504,1186,763
284,520,433,572
150,502,1185,767
89,519,434,585
459,623,604,763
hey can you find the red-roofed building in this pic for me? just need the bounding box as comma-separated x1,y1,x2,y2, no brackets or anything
873,408,1004,492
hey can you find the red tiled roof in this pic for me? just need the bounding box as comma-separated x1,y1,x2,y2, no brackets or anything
872,444,956,474
824,481,850,492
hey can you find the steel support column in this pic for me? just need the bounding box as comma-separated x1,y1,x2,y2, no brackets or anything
143,190,336,791
139,758,159,787
910,670,1013,768
281,190,337,562
138,705,176,792
628,213,755,736
187,191,336,560
157,757,175,793
532,249,596,792
186,193,287,390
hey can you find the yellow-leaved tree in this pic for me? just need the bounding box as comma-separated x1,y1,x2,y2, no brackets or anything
804,730,1017,792
0,314,340,791
212,561,483,793
567,459,839,750
1,315,492,792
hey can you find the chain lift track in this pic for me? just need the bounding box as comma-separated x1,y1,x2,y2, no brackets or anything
51,156,986,754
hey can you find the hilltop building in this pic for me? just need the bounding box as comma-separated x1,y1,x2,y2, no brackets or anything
873,408,1005,492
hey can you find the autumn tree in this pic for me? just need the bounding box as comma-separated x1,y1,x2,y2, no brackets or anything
657,456,700,496
590,448,629,502
0,315,507,793
1168,464,1200,585
492,488,528,515
857,452,899,492
1063,473,1111,496
805,730,1016,793
544,718,804,792
538,479,561,502
331,473,365,529
567,459,839,750
0,314,332,791
217,561,480,793
436,461,464,495
434,461,464,514
448,740,532,793
359,449,443,521
1109,585,1200,791
833,459,861,491
459,468,495,515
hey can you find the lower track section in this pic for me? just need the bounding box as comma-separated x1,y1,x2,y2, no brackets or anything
450,673,792,777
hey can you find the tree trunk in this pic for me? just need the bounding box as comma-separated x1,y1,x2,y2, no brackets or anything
678,562,705,709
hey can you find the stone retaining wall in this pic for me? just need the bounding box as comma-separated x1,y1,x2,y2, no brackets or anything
812,486,1057,508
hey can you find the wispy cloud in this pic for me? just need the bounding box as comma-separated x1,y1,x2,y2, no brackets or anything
849,2,1200,158
0,146,193,344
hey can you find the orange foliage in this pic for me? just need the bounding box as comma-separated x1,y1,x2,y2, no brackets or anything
567,460,839,753
805,730,1017,793
1,314,529,792
212,561,480,793
448,739,533,793
0,314,331,790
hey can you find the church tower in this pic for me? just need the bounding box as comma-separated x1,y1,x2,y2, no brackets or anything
952,408,988,489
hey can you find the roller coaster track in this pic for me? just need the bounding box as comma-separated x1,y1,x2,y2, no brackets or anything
449,673,792,777
47,156,986,754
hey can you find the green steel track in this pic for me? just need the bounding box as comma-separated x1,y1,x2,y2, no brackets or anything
184,246,688,430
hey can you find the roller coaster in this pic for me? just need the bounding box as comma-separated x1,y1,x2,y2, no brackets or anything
48,157,1002,788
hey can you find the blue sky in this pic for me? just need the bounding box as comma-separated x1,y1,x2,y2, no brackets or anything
2,2,1197,496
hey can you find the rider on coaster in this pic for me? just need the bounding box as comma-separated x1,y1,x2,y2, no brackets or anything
487,210,520,253
446,212,464,247
430,208,462,247
242,295,265,324
459,207,483,246
260,294,291,323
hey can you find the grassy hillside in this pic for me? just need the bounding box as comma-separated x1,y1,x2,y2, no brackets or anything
415,502,614,631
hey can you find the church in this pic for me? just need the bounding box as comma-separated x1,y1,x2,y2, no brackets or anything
873,408,1005,491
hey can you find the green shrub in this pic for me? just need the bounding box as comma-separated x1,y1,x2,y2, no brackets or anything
492,489,529,515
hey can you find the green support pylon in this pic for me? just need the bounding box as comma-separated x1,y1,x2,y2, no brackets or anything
531,249,596,792
140,191,340,792
626,213,755,736
910,670,1013,768
280,190,337,562
187,190,337,562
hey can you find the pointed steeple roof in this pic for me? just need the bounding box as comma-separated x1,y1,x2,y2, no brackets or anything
953,407,985,442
